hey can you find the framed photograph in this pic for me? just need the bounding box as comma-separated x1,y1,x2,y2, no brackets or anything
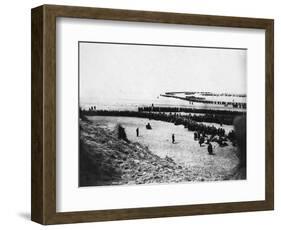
31,4,274,225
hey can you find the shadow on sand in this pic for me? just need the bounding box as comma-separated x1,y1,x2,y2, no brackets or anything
18,212,30,220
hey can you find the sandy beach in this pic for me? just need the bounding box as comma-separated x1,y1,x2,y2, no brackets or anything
80,116,240,185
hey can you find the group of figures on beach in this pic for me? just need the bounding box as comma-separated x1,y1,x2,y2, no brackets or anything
193,131,215,155
134,121,226,156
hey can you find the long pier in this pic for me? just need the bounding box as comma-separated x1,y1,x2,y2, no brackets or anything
160,94,247,109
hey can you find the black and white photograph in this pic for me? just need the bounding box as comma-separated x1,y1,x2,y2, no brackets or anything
78,41,247,187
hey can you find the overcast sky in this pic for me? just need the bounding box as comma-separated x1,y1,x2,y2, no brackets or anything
79,42,246,105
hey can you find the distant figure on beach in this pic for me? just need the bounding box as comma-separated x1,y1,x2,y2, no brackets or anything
202,131,206,138
199,136,204,147
194,132,198,140
136,128,139,137
172,134,175,144
218,135,228,147
146,122,152,130
208,143,214,155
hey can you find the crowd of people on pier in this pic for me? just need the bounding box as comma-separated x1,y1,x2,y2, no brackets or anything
138,106,245,116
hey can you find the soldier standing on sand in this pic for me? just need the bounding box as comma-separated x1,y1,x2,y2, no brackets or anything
194,132,198,140
172,134,175,144
136,128,139,137
208,142,214,155
199,136,204,147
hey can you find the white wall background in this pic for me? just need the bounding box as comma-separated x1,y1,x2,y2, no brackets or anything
0,0,279,229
